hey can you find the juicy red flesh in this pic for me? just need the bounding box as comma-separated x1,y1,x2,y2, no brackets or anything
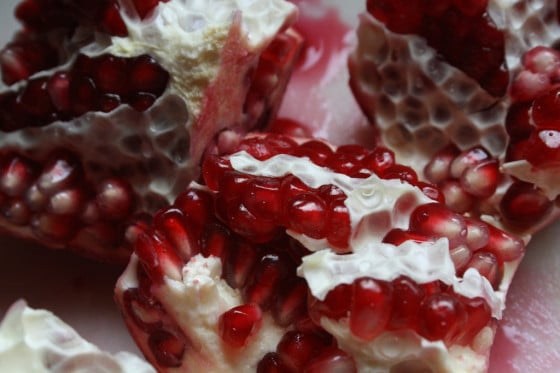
219,304,263,348
0,53,169,132
202,134,437,249
366,0,508,96
2,0,170,85
0,150,136,256
507,46,560,171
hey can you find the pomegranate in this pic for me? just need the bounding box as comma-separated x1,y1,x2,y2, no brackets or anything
0,0,302,262
349,0,560,235
0,299,155,372
114,133,524,372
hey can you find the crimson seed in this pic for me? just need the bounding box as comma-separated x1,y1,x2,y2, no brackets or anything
367,0,507,96
0,53,169,132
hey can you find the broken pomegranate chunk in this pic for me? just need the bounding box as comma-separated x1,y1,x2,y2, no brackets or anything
0,0,301,261
115,133,524,372
366,0,507,97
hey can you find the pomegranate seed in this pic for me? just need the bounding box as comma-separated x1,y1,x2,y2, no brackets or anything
460,159,500,198
449,147,491,179
219,304,263,348
465,218,490,251
147,329,186,368
450,245,473,271
424,145,459,184
154,208,197,261
223,241,258,289
122,288,164,332
418,293,466,345
99,1,128,37
37,153,82,195
531,88,560,128
382,229,430,246
173,188,214,228
243,177,283,220
505,102,533,140
304,347,357,373
47,72,71,112
294,141,334,167
387,276,424,330
243,252,291,310
2,198,31,225
325,200,352,250
96,178,133,220
500,182,553,228
286,193,327,239
31,212,78,242
0,155,37,197
274,279,308,326
308,284,352,325
409,203,467,248
132,0,162,19
18,77,54,117
349,278,392,341
257,352,290,373
267,118,311,138
525,129,560,166
93,54,128,94
135,232,182,282
1,41,58,85
276,331,330,372
381,164,418,184
464,251,501,288
523,46,560,76
481,225,524,263
200,222,232,261
47,188,84,215
362,147,395,174
440,180,475,214
457,296,491,345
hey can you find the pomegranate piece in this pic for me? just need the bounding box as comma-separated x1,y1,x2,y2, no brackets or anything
349,0,560,233
0,0,302,262
115,133,524,372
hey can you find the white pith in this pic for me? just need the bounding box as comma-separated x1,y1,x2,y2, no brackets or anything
0,299,155,373
0,0,298,216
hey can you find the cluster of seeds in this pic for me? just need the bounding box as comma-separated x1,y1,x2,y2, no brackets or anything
125,186,340,368
0,53,169,132
0,149,135,259
202,134,442,248
506,46,560,168
1,0,168,86
423,142,554,230
366,0,508,97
